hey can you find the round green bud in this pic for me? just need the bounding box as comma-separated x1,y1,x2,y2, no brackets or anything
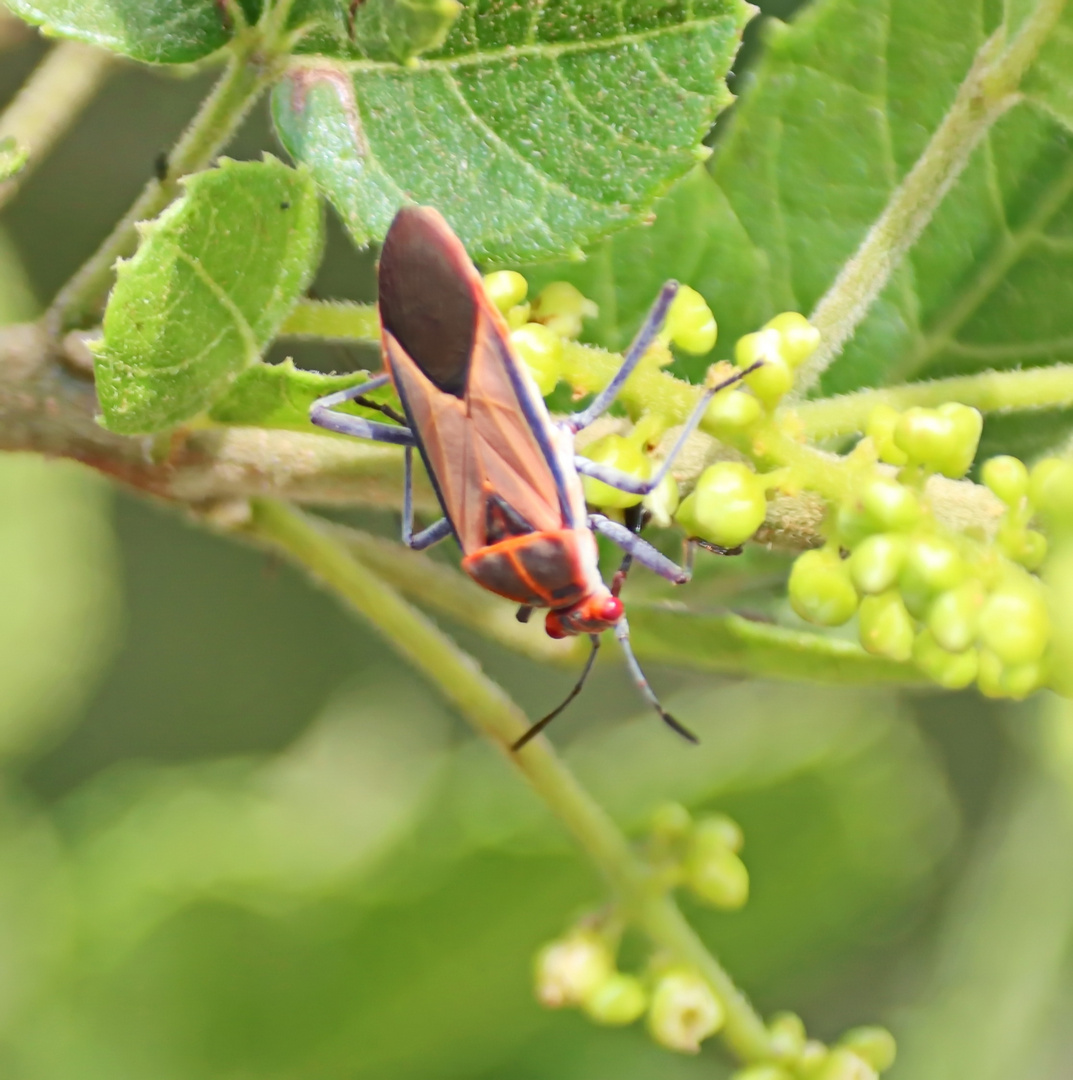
848,533,907,594
976,648,1043,700
835,503,879,549
507,300,532,329
838,1027,896,1073
861,477,921,533
815,1047,879,1080
692,813,745,854
913,631,978,689
927,579,985,653
935,402,983,479
483,270,528,313
735,327,783,368
534,931,614,1008
977,578,1050,665
744,354,795,407
998,521,1048,570
675,462,767,549
685,846,749,910
511,323,563,396
866,405,908,467
647,968,725,1053
1029,457,1073,527
789,549,859,627
582,971,648,1026
765,311,820,368
650,802,693,843
580,434,651,510
893,405,982,478
767,1011,807,1064
858,591,915,661
798,1040,829,1076
666,285,717,355
531,281,598,339
731,1067,792,1080
893,407,953,467
705,388,763,438
643,472,680,529
901,533,966,597
981,455,1029,506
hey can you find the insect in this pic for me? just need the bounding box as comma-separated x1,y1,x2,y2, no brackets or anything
311,206,753,749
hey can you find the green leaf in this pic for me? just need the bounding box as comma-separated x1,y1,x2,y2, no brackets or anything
272,0,752,263
349,0,462,63
708,0,1073,406
208,359,394,429
3,0,234,63
0,136,28,183
94,157,324,435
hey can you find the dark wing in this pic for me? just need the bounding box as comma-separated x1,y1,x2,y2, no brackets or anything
379,206,569,556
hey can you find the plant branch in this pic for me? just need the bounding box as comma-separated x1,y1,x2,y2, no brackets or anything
796,364,1073,440
794,0,1070,396
0,41,115,213
48,30,283,333
0,322,1004,544
240,497,776,1064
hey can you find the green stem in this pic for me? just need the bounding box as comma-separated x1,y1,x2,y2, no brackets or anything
48,31,281,332
280,299,380,341
794,0,1070,396
0,41,115,213
795,364,1073,440
243,497,775,1064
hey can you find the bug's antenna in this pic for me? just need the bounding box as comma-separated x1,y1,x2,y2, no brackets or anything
614,618,698,744
512,635,601,751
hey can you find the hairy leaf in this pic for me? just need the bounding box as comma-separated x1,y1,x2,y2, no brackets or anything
532,0,1073,461
3,0,235,63
272,0,753,264
94,157,323,434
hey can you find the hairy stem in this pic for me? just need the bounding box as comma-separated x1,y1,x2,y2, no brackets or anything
48,32,282,332
242,497,776,1064
796,364,1073,440
280,299,380,341
795,0,1070,396
0,41,115,213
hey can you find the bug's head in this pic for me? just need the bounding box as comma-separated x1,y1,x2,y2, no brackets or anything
545,592,624,638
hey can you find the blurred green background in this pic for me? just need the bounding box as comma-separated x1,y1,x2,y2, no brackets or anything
3,8,1073,1079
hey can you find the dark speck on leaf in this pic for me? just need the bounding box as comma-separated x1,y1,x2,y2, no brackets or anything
153,152,168,181
280,201,290,210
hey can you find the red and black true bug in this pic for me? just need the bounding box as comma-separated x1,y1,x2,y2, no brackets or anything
311,207,750,748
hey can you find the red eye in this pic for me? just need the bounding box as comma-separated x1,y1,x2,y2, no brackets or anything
599,596,624,624
545,613,569,639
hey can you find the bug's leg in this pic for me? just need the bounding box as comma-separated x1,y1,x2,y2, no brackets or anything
608,504,644,597
573,361,764,497
615,618,698,744
512,635,601,751
568,281,679,432
516,605,534,624
310,375,416,446
401,446,453,550
589,513,690,585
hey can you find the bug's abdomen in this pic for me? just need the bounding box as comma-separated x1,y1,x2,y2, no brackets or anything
462,530,593,609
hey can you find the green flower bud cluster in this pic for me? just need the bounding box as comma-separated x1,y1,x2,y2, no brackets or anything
485,273,602,396
735,312,821,409
787,430,1057,699
866,402,982,479
728,1019,897,1080
533,921,726,1047
646,803,750,910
